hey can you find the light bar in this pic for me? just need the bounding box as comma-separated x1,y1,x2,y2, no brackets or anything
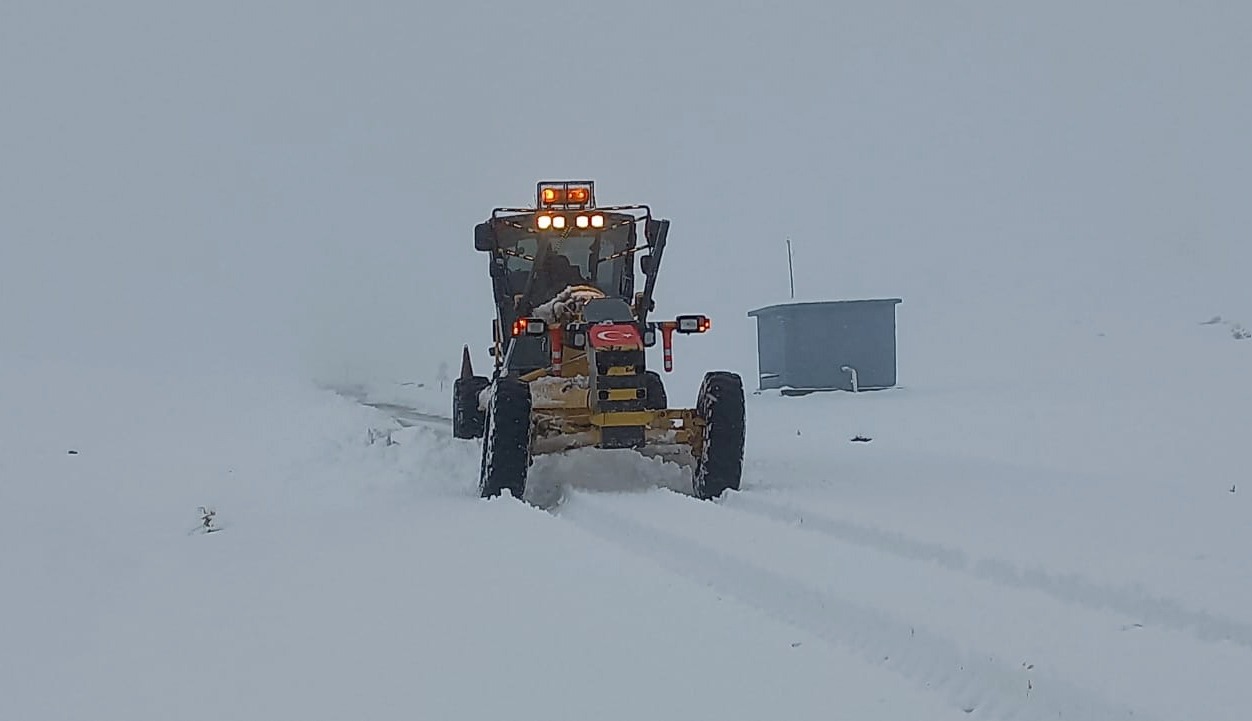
537,181,594,208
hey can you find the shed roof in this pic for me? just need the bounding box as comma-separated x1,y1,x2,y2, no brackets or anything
747,298,902,318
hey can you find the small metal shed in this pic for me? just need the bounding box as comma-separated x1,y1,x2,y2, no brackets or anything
747,299,902,393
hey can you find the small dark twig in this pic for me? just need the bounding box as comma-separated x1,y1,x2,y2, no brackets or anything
190,506,219,535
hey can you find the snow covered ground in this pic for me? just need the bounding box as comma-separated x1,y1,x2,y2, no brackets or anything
4,3,1250,719
3,313,1248,721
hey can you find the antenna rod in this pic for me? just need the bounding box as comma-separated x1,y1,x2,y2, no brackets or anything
786,237,795,299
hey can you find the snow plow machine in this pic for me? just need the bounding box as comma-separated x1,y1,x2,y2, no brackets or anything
454,180,745,502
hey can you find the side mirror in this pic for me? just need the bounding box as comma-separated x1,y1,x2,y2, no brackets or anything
644,218,664,245
639,254,654,275
474,221,496,252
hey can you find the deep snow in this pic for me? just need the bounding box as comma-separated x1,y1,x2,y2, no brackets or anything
4,312,1249,720
0,358,966,721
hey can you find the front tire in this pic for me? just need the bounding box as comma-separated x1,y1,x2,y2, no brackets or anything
479,377,532,499
692,371,745,500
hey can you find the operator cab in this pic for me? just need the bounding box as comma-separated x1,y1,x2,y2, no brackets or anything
474,181,647,374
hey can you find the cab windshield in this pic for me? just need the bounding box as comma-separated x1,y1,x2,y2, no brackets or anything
495,217,635,303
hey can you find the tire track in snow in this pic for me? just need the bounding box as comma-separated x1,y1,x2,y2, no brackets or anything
365,396,1252,652
560,490,1156,721
371,403,452,430
330,386,454,431
724,493,1252,651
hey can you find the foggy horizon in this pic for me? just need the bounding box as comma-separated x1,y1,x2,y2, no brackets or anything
3,1,1247,394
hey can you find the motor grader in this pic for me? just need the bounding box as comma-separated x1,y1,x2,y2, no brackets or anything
454,181,745,502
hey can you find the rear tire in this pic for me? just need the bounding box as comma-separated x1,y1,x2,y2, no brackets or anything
479,377,532,500
643,370,668,410
452,375,491,439
692,371,745,500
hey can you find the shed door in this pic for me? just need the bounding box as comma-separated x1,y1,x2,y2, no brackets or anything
756,315,787,390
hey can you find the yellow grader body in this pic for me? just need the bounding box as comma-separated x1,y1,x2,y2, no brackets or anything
453,182,745,502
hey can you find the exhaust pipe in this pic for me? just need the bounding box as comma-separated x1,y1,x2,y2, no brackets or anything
841,365,859,393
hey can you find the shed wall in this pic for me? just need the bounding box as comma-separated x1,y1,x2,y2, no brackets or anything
749,299,901,391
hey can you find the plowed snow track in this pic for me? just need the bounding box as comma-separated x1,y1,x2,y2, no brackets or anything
558,490,1167,721
722,493,1252,651
366,398,1250,720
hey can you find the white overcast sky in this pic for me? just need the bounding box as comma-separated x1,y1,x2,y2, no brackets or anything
2,1,1248,389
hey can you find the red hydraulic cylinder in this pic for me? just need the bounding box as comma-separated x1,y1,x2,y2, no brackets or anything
660,322,676,372
549,324,564,373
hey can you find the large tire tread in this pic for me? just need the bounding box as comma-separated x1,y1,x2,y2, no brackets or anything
479,377,532,500
692,371,745,500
